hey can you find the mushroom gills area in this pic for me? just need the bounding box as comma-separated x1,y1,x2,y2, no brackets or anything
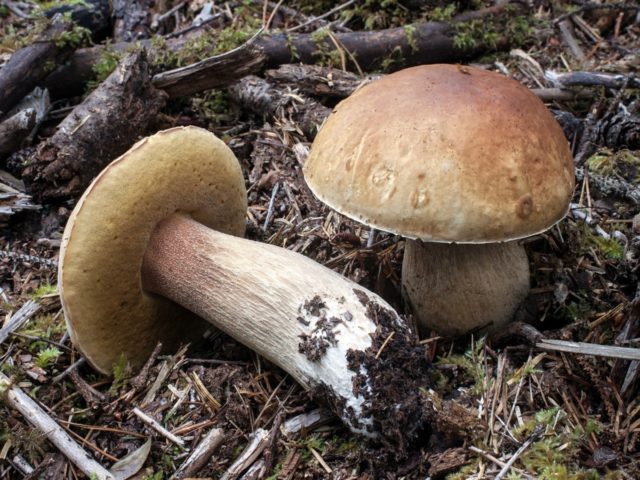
402,240,530,337
141,214,429,436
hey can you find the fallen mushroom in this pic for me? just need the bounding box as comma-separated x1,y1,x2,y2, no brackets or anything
304,64,575,337
59,126,430,441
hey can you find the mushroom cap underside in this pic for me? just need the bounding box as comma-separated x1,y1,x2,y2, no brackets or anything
59,126,247,373
304,64,575,243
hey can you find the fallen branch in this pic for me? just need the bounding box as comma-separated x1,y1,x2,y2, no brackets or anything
172,428,225,479
0,15,78,117
0,373,114,480
132,407,186,449
546,70,640,89
537,339,640,360
45,3,519,99
22,50,167,202
0,300,41,345
152,30,268,98
220,428,269,480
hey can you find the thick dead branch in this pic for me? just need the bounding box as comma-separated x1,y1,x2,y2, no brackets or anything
152,38,268,98
44,0,111,38
46,3,518,99
229,76,330,137
22,51,167,202
0,109,35,160
0,15,77,117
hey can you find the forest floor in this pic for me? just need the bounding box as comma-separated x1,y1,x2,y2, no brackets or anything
0,1,639,479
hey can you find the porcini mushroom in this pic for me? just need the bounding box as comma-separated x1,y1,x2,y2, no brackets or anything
60,126,430,439
304,64,575,337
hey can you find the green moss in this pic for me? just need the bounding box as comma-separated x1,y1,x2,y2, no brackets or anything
428,4,457,22
35,347,62,369
403,24,418,52
36,0,87,10
586,149,640,183
31,282,57,300
88,43,123,89
310,27,343,68
454,19,499,50
109,353,131,396
436,337,487,394
578,223,624,261
52,16,91,49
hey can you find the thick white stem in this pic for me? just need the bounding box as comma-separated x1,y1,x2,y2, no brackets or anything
142,214,407,435
402,240,530,337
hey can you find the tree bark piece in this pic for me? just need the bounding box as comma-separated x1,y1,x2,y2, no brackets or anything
22,50,167,202
229,76,330,138
0,373,114,480
0,109,35,160
0,15,77,117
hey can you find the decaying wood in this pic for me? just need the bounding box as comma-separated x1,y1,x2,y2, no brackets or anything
265,64,380,98
44,0,111,39
537,339,640,361
264,63,593,104
280,408,334,436
22,51,167,202
0,15,76,117
152,36,268,98
229,76,330,138
0,191,41,227
575,166,640,206
172,427,225,479
132,407,186,448
546,70,640,89
0,300,41,345
112,0,151,42
0,372,114,480
45,3,518,99
0,109,35,160
220,428,269,480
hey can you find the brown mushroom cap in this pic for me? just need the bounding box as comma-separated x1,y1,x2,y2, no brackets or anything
59,126,247,373
304,64,575,243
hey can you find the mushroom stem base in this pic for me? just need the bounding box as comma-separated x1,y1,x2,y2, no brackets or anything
402,240,530,337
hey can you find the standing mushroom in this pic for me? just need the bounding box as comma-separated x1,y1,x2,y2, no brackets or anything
59,126,430,441
304,64,575,337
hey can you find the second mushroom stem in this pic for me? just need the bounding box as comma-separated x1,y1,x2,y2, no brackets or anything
141,214,413,436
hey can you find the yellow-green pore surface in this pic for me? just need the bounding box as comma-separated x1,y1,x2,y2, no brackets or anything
59,126,247,373
304,64,575,243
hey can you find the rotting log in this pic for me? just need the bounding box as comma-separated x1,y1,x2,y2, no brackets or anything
0,15,77,117
45,3,519,99
22,51,167,202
